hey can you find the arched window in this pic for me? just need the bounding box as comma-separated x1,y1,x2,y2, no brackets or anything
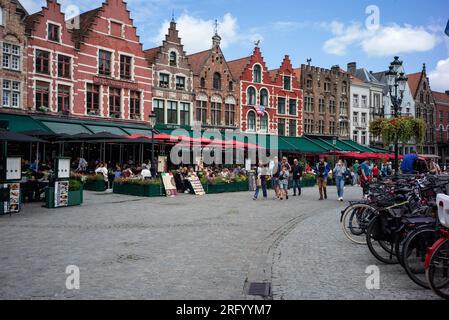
260,88,268,107
247,87,256,106
247,111,256,132
200,77,205,88
228,81,233,91
260,113,268,133
169,51,177,66
0,7,4,26
253,65,262,83
213,72,221,90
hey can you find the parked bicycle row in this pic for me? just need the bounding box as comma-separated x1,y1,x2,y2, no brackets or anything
340,174,449,300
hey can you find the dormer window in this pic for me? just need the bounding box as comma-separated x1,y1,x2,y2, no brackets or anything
283,76,291,90
111,21,123,38
48,23,60,42
253,65,262,83
169,51,177,67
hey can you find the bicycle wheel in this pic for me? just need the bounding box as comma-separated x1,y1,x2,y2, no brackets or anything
426,238,449,299
341,204,378,245
403,227,439,289
366,215,398,264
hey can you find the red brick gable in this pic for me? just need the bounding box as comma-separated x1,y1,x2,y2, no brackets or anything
271,55,299,89
227,56,251,81
240,47,273,85
187,49,212,76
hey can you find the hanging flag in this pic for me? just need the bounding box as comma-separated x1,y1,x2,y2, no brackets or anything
446,19,449,37
254,105,266,116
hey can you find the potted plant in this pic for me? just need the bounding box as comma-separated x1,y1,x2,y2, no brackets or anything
83,174,107,191
369,117,426,147
38,106,49,113
113,178,164,197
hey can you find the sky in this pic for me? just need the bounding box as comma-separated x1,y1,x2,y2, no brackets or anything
20,0,449,91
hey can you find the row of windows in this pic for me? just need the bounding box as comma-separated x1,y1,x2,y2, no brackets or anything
305,75,348,94
353,94,368,108
252,65,293,90
199,73,234,92
353,112,368,126
153,99,190,126
195,101,236,127
33,82,142,117
304,96,347,115
158,73,186,90
246,87,297,115
353,131,368,145
304,119,348,136
35,49,72,78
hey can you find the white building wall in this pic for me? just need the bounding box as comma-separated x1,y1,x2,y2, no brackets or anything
350,82,371,146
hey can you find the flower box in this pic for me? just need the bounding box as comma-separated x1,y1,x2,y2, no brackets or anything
204,181,249,194
112,182,164,197
84,179,107,192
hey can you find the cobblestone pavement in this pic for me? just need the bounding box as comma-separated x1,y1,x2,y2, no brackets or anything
0,186,439,300
272,188,439,300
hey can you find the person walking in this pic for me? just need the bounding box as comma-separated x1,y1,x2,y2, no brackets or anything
333,160,347,201
372,164,380,183
279,165,290,200
281,157,291,200
315,156,330,200
291,159,303,197
271,157,282,200
353,160,360,185
360,159,371,198
253,163,268,200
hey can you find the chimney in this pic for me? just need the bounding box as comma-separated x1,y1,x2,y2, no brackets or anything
347,62,357,75
331,65,340,72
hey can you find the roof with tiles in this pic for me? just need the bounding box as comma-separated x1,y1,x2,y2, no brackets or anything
407,72,422,98
186,49,212,76
143,47,161,65
433,91,449,105
227,56,251,80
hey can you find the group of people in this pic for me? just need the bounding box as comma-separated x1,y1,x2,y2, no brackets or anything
253,157,304,201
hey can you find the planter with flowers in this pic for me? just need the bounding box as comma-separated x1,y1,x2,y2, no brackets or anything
83,174,107,192
201,174,249,194
113,178,164,197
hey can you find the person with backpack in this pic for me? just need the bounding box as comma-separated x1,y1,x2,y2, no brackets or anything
359,160,371,198
315,156,330,200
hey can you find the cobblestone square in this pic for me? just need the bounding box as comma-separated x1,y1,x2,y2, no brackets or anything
0,186,439,300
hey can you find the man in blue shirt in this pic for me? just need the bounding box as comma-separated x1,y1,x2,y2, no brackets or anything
401,150,418,174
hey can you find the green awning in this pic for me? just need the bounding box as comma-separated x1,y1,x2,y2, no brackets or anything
0,113,51,133
280,136,328,154
340,140,376,153
123,127,154,136
41,121,92,135
84,124,128,136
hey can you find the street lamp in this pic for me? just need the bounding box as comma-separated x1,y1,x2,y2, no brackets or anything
332,135,337,168
148,111,157,166
385,56,408,176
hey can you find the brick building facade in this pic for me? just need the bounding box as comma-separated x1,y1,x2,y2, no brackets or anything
299,64,350,139
407,64,437,155
144,20,194,130
187,32,239,130
0,0,28,113
433,90,449,164
23,0,153,126
228,47,302,136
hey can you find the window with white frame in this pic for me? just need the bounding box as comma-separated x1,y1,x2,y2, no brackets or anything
180,102,190,126
47,23,60,42
361,95,367,108
353,112,358,125
260,113,268,133
361,112,367,125
353,94,359,107
2,80,21,108
247,111,256,132
2,43,21,71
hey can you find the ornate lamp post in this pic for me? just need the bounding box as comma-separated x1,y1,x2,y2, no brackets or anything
385,56,408,175
148,112,157,165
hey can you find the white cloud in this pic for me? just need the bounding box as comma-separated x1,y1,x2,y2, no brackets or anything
153,12,261,53
429,57,449,92
322,21,439,57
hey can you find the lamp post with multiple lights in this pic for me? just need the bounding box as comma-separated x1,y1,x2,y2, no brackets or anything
385,56,408,176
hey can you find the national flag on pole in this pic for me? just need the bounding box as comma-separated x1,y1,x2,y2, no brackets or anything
255,105,266,116
445,19,449,37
